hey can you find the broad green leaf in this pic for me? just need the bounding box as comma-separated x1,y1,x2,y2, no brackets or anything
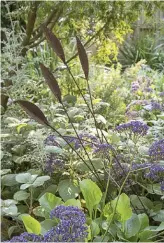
21,215,41,235
33,206,49,218
14,191,30,201
152,210,164,222
103,193,132,222
130,195,153,210
155,222,164,231
32,176,50,187
20,183,31,190
146,184,164,195
16,173,32,184
138,230,155,241
80,179,102,217
2,205,18,216
91,221,100,238
41,219,57,234
125,214,141,238
116,193,132,222
58,179,80,201
64,199,81,208
138,213,149,231
8,226,20,238
39,192,62,212
75,158,104,172
38,184,57,198
2,174,19,186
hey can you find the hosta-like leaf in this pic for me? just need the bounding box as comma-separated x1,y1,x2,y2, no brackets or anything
76,36,89,80
15,100,49,126
40,63,62,103
43,26,65,62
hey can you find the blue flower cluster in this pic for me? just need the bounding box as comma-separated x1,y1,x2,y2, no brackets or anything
115,120,149,136
131,81,140,92
159,91,164,97
6,206,88,242
45,154,65,174
44,135,60,147
150,101,162,111
132,162,164,191
149,139,164,161
4,232,43,242
94,143,114,155
44,135,65,174
44,205,88,242
64,133,98,150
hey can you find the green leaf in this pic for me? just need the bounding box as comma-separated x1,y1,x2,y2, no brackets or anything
39,192,62,212
130,195,153,210
16,173,32,184
115,193,132,222
64,199,81,208
8,226,20,238
41,219,57,234
103,193,132,222
1,204,18,216
138,213,149,231
32,176,50,188
80,179,102,217
20,184,31,190
152,210,164,222
21,215,41,235
146,184,164,195
91,221,100,238
33,206,48,218
2,174,19,186
16,123,28,133
58,179,80,202
138,230,155,241
38,184,57,198
125,214,141,238
75,158,104,172
14,191,30,201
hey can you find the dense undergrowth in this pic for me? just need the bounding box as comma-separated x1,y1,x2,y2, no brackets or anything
1,25,164,242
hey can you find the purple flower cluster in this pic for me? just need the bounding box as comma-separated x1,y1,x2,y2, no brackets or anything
45,154,65,174
150,101,162,111
5,232,43,242
94,143,114,155
115,121,149,136
44,205,88,242
131,81,140,92
44,135,65,174
159,91,164,97
64,133,98,150
44,135,60,147
144,163,164,181
149,139,164,161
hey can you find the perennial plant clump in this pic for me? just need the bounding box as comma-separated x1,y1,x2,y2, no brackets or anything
5,206,88,242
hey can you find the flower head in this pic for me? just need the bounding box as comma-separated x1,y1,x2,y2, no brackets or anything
115,120,149,136
44,135,60,147
5,232,43,242
149,139,164,161
94,143,114,156
44,205,88,242
131,81,140,92
45,154,65,174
